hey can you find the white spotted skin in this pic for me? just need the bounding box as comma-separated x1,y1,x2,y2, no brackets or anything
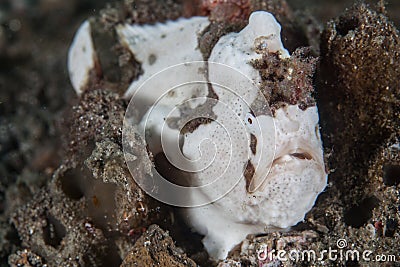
182,12,327,260
183,105,327,260
68,11,328,261
68,20,97,94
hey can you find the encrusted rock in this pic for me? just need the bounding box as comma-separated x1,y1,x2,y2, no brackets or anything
318,3,400,208
253,47,317,110
8,249,47,267
120,225,197,267
10,181,111,267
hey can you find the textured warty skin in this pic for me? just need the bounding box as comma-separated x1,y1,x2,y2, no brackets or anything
68,11,327,260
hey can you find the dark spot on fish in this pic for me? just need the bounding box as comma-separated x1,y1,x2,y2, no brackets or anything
290,152,312,160
148,54,157,65
250,134,257,155
244,160,255,193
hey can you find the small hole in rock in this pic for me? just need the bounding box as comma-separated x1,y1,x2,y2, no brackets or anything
383,164,400,186
384,219,398,237
345,260,360,267
336,17,359,36
0,190,5,214
43,213,66,248
344,196,379,228
6,224,21,247
60,169,84,200
89,240,122,267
